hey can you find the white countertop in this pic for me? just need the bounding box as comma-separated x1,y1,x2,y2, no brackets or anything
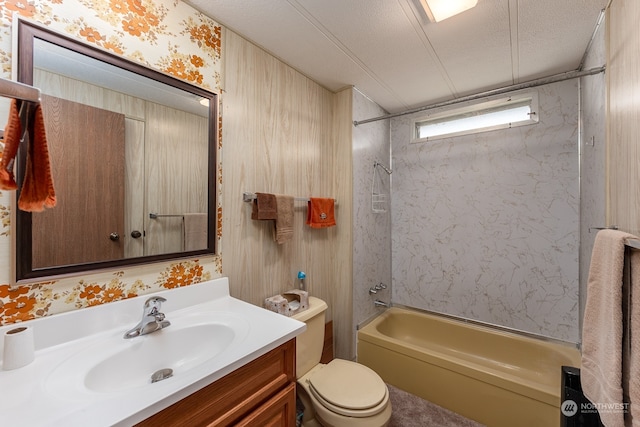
0,277,305,427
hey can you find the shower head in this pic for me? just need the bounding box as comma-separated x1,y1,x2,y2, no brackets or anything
374,161,392,175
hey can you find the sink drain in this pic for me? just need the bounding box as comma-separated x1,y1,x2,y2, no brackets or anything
151,368,173,383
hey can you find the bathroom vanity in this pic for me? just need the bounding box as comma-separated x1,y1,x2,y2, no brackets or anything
0,278,304,426
136,339,296,426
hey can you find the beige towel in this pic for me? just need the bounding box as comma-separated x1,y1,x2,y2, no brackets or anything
628,248,640,426
582,229,635,427
183,213,207,251
273,195,293,244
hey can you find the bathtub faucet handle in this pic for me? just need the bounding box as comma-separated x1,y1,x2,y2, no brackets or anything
369,282,388,295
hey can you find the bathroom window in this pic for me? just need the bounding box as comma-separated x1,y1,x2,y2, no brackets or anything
412,92,538,142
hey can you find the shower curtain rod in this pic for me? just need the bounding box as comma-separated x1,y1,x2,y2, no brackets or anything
353,65,605,126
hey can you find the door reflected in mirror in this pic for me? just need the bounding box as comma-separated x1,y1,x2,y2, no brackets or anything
16,20,217,280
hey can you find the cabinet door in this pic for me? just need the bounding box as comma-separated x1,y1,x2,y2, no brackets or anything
135,340,295,427
235,382,296,427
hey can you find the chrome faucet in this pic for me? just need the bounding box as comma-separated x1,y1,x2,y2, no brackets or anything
123,296,171,339
374,299,390,308
369,282,387,295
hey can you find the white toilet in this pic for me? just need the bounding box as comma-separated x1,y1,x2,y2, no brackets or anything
292,297,392,427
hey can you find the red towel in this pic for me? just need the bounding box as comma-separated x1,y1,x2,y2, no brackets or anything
0,99,56,211
17,103,56,212
0,98,21,190
306,197,336,228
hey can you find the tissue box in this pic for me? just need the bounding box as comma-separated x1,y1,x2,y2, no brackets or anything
264,289,309,316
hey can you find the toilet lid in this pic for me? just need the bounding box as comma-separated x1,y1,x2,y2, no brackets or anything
308,359,387,415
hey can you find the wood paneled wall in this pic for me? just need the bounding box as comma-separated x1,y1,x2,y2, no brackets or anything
34,69,208,257
221,29,354,359
606,1,640,232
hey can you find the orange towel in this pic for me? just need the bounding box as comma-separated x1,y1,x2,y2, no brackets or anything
17,103,56,212
0,99,55,211
306,197,336,228
0,98,22,190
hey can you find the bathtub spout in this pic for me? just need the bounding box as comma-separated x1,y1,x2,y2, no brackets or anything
374,299,390,308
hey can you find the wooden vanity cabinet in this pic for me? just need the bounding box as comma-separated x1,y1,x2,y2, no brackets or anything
136,339,296,427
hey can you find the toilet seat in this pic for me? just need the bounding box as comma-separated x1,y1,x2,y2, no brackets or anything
307,359,388,418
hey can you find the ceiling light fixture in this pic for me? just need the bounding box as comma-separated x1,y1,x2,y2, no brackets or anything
419,0,478,23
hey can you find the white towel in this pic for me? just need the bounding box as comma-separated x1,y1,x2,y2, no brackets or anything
581,229,636,427
183,213,207,251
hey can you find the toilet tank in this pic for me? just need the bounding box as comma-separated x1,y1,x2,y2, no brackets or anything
291,296,328,378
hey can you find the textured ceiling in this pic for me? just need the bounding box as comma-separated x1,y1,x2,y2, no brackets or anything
184,0,608,113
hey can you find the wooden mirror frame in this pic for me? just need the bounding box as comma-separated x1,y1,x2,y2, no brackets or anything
15,20,218,281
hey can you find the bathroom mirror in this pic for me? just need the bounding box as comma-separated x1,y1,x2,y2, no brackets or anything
14,20,218,281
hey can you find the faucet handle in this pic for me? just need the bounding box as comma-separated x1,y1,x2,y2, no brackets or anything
376,283,387,290
144,296,167,312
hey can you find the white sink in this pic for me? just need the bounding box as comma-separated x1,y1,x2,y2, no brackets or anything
0,277,305,427
46,312,249,396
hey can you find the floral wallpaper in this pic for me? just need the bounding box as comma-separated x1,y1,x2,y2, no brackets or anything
0,0,224,326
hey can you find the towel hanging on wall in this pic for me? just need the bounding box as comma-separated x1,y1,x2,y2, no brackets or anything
0,98,56,211
183,213,207,251
581,229,636,427
307,197,336,228
0,98,22,190
18,101,56,212
274,194,294,244
251,192,278,220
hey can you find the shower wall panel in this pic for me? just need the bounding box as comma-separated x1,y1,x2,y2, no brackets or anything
390,80,580,342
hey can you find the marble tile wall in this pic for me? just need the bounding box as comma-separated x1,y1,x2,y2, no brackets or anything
352,88,391,346
390,80,580,342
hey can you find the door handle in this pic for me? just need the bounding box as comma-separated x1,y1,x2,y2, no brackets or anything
109,232,120,241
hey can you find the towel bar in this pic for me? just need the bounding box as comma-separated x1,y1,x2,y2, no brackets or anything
242,192,337,204
0,77,40,103
149,213,184,219
624,238,640,250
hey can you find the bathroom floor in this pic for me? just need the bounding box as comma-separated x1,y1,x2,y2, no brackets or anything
387,384,486,427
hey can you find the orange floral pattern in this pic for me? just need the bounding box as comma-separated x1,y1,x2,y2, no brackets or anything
61,272,146,309
156,260,210,289
0,0,222,92
0,0,223,327
3,0,37,18
0,202,8,236
0,283,52,325
0,258,218,325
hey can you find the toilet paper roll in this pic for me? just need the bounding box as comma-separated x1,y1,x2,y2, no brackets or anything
3,326,35,371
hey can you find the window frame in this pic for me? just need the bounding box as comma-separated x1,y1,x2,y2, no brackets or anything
411,91,539,143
